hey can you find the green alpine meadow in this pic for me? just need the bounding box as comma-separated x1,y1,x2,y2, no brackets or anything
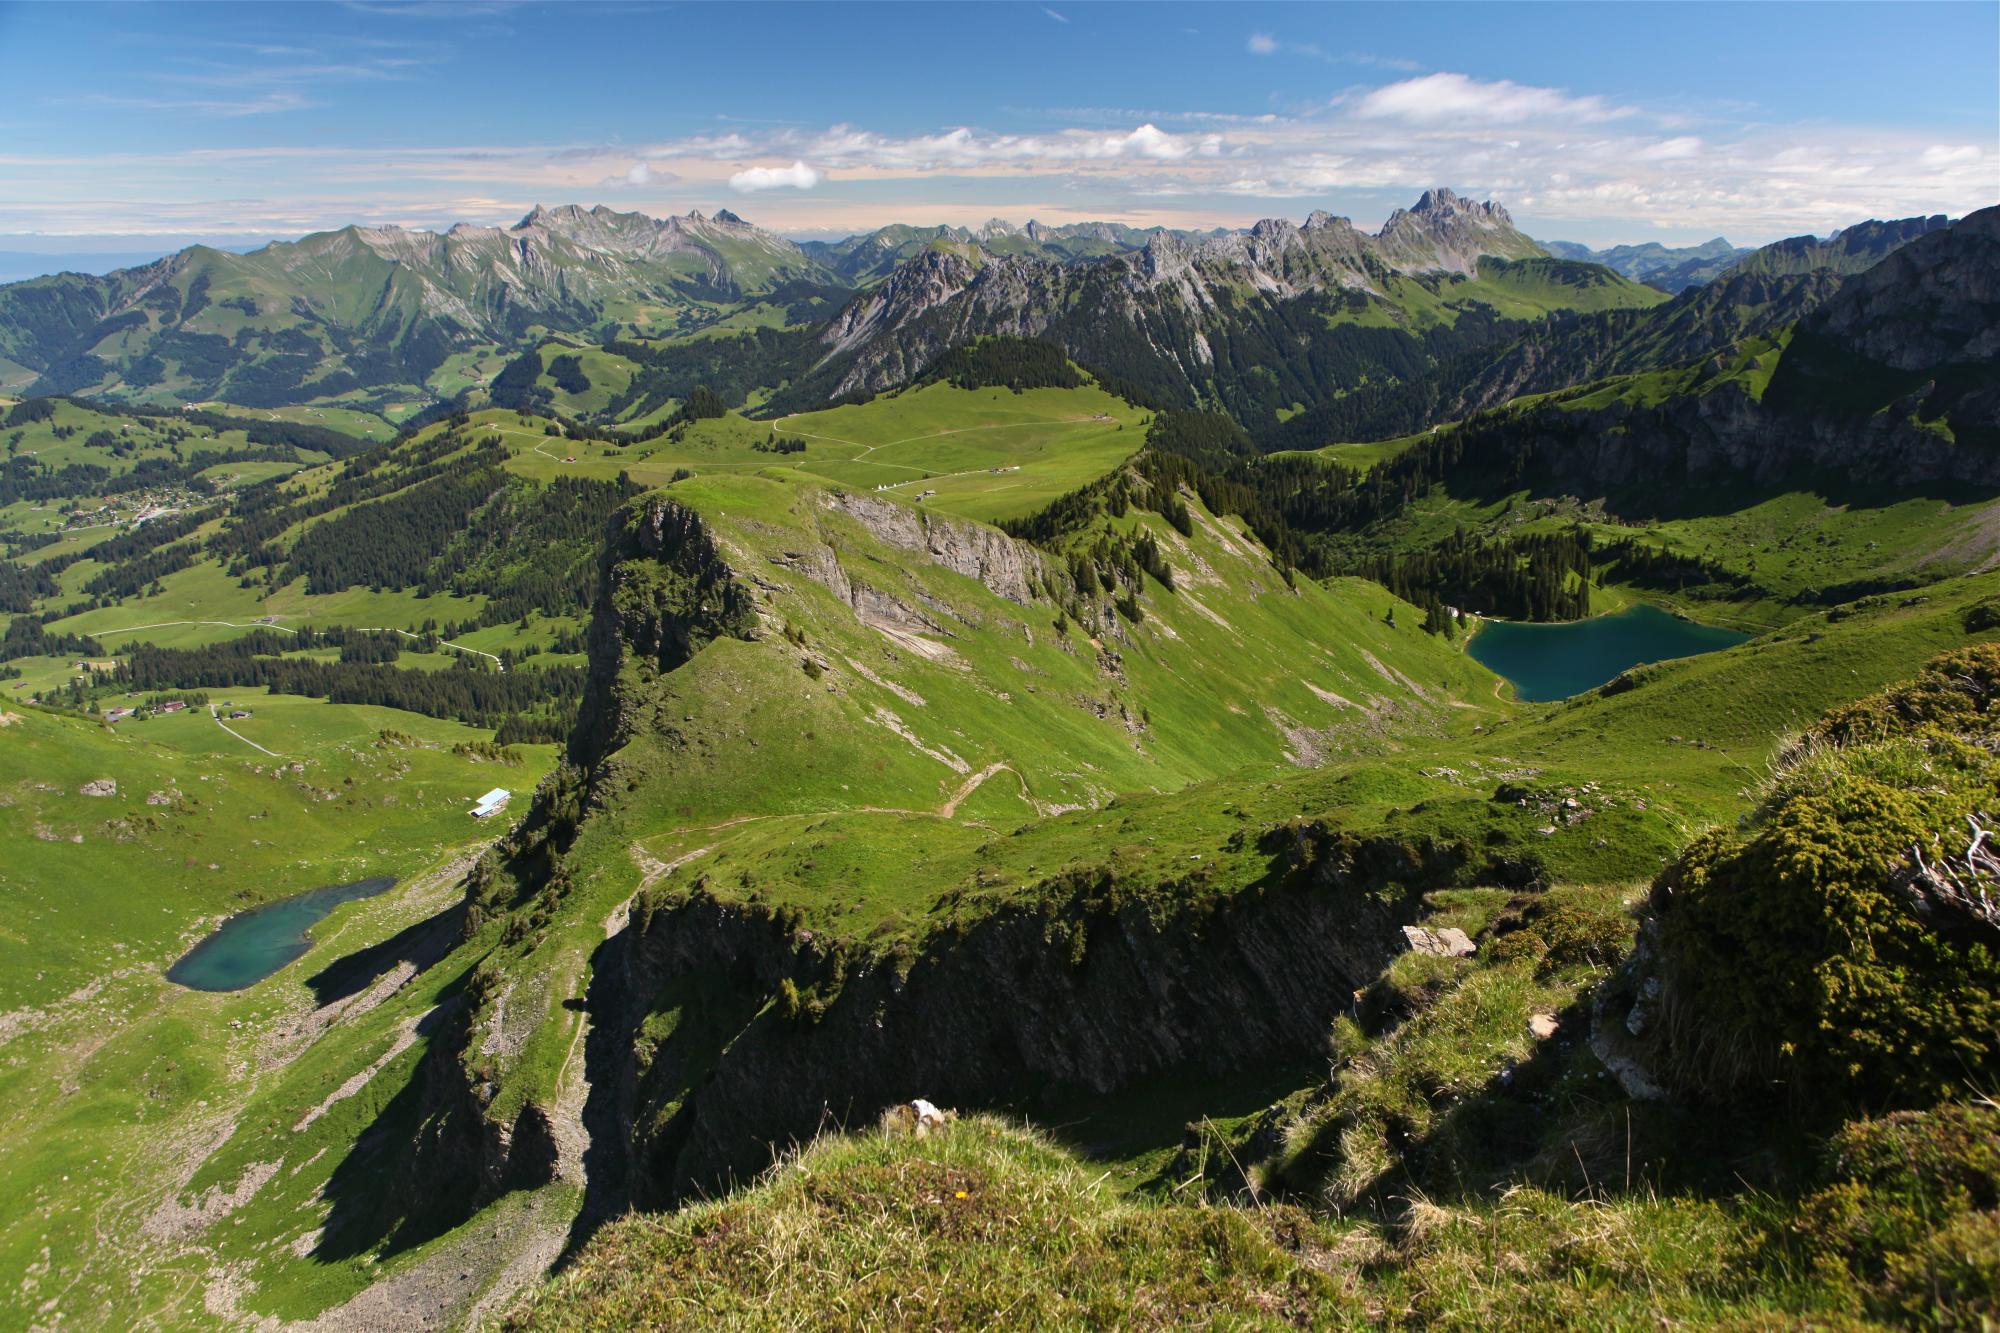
0,1,1995,1327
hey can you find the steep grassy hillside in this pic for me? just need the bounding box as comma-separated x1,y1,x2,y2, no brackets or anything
410,452,1508,1197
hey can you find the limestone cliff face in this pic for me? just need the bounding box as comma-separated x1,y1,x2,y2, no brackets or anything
1806,205,2000,371
589,821,1492,1203
819,491,1047,605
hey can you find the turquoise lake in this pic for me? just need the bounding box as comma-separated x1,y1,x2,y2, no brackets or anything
1467,603,1749,703
166,877,396,992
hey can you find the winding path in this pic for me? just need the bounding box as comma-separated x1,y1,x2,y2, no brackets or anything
207,703,281,757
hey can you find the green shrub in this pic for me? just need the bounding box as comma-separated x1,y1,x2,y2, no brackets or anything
1648,647,2000,1108
1792,1103,2000,1324
1484,929,1549,967
1520,889,1630,975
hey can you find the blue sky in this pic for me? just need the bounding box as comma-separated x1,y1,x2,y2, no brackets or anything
0,0,1993,259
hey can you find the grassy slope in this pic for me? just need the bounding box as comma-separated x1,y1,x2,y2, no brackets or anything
500,1102,1856,1331
472,461,1507,1131
1328,259,1667,334
500,1114,1370,1330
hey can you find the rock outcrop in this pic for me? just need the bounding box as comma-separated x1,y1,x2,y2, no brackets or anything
570,495,759,770
820,491,1047,605
589,822,1492,1203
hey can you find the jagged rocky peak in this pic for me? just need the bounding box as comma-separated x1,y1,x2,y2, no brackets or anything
1408,186,1514,227
515,202,605,230
713,208,749,225
1139,228,1194,271
1372,185,1541,275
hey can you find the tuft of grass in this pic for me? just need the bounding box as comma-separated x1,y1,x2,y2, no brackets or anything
496,1115,1360,1331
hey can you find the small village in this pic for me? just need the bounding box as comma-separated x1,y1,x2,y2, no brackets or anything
39,482,211,534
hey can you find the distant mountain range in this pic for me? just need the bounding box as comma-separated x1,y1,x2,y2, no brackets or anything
784,188,1650,423
0,205,842,406
0,190,1963,438
0,189,1626,417
1541,237,1752,292
1541,213,1956,294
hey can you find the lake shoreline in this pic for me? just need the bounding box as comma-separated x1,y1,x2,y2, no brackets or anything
1465,602,1749,704
166,875,398,992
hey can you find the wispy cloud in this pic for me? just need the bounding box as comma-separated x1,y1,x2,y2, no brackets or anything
600,161,679,188
1248,31,1420,71
1351,72,1632,126
75,90,320,118
56,30,449,118
339,0,522,16
1043,7,1068,22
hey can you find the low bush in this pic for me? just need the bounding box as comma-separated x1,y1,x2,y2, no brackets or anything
1791,1102,2000,1325
1647,645,2000,1109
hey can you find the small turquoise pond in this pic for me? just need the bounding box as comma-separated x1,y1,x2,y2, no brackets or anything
1468,603,1749,703
166,877,396,992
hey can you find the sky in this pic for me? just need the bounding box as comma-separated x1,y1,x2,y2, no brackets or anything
0,0,1993,270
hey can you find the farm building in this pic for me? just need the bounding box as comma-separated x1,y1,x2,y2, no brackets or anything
470,788,512,818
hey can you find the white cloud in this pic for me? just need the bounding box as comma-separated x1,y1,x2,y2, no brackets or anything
1353,72,1632,126
759,122,1211,171
1043,7,1068,22
1247,32,1277,55
1083,124,1195,161
728,159,822,192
